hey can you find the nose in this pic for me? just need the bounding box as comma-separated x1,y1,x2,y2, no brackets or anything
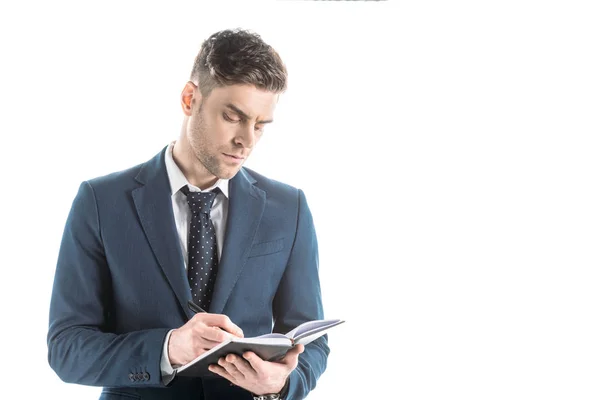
234,124,255,149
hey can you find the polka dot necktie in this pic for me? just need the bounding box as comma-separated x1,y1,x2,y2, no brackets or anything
180,185,220,311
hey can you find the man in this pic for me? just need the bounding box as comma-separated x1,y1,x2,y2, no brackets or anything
47,29,329,400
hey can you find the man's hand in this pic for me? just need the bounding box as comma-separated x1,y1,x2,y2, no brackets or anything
168,313,244,366
208,344,305,396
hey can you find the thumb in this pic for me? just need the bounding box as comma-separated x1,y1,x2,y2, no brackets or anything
282,344,304,368
285,344,304,360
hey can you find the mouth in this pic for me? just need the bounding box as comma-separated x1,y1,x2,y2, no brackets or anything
223,153,245,164
223,153,244,160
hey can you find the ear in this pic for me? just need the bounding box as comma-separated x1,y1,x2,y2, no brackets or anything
181,81,200,117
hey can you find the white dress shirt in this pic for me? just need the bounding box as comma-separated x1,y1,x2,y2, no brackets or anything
160,141,230,380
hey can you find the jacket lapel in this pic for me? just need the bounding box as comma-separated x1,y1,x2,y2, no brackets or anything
131,148,193,319
209,168,265,315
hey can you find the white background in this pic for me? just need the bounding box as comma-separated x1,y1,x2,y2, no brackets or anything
1,1,599,399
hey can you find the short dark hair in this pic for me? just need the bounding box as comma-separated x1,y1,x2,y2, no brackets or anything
190,29,287,96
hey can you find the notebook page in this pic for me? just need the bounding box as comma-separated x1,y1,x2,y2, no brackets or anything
285,319,343,339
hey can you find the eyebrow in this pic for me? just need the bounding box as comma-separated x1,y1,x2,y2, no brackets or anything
225,103,273,124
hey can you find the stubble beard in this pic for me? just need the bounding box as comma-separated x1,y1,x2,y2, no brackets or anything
189,110,238,180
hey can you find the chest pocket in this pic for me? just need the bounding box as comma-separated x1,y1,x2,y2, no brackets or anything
247,238,284,258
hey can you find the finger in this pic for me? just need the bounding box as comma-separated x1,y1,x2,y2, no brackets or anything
201,314,244,337
282,344,304,359
242,351,265,372
208,364,234,381
227,353,256,377
290,344,304,355
218,356,245,380
197,337,223,351
281,344,305,367
198,326,232,343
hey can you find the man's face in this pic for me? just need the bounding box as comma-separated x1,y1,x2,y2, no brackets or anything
185,83,278,180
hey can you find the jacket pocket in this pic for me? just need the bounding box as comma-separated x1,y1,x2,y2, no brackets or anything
247,238,284,258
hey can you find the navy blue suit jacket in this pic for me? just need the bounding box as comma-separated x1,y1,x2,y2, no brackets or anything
47,147,329,400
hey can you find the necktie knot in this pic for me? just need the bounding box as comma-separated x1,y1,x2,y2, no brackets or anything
181,186,219,215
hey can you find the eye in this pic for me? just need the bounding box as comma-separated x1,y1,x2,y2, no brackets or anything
223,113,239,123
255,124,265,132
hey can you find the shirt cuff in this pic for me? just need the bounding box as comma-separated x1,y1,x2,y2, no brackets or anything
160,329,177,385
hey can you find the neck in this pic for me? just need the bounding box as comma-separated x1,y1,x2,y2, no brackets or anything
172,138,218,190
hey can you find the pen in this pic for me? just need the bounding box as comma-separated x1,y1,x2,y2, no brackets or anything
187,300,207,314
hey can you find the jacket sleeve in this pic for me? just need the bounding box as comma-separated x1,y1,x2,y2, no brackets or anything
272,189,330,399
47,181,169,387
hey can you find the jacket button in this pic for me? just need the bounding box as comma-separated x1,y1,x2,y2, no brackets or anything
143,372,150,381
136,373,143,381
128,373,135,382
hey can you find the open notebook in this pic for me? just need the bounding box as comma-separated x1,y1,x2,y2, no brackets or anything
175,318,344,378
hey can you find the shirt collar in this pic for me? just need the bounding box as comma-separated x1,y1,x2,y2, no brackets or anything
164,141,230,198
